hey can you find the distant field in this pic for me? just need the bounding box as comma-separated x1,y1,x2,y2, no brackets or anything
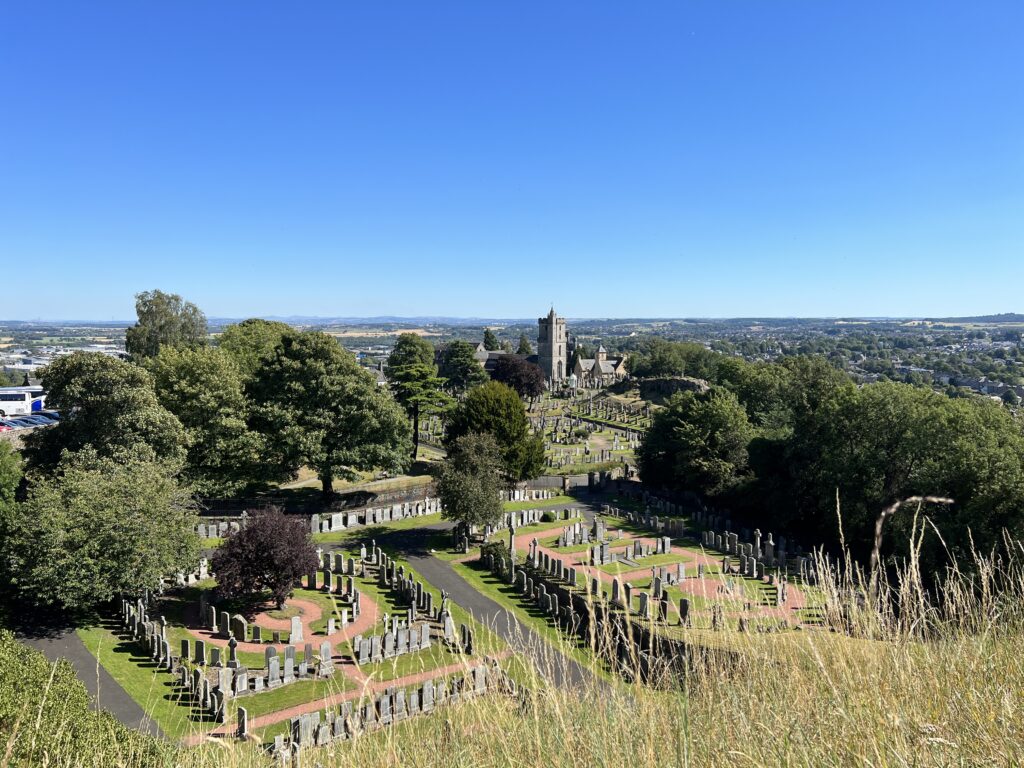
327,328,440,338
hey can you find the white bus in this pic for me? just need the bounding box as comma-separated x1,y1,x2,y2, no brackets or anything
0,386,45,417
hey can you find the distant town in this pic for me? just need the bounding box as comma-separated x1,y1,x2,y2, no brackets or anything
4,313,1022,404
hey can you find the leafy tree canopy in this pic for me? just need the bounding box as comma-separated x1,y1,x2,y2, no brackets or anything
23,353,186,474
436,432,505,529
147,346,274,496
212,506,318,611
637,388,753,497
248,330,412,497
2,448,199,614
125,289,207,360
445,381,545,482
218,318,293,379
386,334,452,460
626,338,719,380
483,328,501,351
517,333,533,355
491,355,546,401
440,340,488,394
0,442,20,512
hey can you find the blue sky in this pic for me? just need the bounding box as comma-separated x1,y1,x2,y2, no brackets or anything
1,2,1021,320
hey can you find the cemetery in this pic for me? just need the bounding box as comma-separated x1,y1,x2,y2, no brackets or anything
471,490,822,656
81,503,520,750
51,352,855,767
7,306,998,767
72,463,835,759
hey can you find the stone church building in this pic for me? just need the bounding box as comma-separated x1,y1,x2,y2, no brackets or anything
537,308,627,388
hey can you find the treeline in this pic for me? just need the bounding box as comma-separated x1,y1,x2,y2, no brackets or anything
636,342,1024,574
0,291,545,618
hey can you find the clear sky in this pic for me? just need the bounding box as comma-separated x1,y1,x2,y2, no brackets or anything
1,2,1021,320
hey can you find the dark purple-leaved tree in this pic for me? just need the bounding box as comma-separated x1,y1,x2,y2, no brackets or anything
491,355,546,402
212,506,318,611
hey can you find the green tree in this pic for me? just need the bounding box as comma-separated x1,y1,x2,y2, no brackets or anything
483,328,500,351
517,333,533,355
638,388,754,497
440,340,488,394
445,381,545,482
386,334,452,461
436,432,505,529
218,318,293,379
0,443,23,606
785,382,1024,569
720,359,793,430
147,346,273,496
626,338,720,380
248,331,412,498
0,442,20,513
3,449,199,613
626,338,686,378
124,289,208,360
23,353,186,474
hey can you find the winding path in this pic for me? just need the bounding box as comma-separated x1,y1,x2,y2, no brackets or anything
23,628,164,739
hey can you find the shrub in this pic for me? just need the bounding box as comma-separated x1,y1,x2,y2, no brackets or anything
0,630,164,766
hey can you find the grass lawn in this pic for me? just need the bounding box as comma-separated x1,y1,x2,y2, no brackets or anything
503,494,575,512
264,604,301,620
77,620,216,741
449,559,618,685
538,538,598,555
595,552,692,575
313,512,442,545
353,639,467,682
492,519,577,542
229,671,354,720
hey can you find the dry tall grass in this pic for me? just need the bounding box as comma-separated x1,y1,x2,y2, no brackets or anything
6,527,1024,767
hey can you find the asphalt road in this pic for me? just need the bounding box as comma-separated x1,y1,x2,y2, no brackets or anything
23,628,164,738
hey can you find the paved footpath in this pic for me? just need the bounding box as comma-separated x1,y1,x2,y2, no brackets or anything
23,629,164,739
405,551,600,689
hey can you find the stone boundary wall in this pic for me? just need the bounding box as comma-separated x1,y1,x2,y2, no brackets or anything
636,376,711,400
0,425,38,450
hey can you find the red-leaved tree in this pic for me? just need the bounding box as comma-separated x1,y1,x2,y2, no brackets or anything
212,506,318,611
491,356,546,402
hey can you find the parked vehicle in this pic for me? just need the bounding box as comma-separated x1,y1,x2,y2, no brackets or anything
0,386,45,417
25,414,56,425
8,417,41,428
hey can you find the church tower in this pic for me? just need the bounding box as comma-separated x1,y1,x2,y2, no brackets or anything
537,308,568,384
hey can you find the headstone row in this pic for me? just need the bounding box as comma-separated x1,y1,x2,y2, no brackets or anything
278,663,503,753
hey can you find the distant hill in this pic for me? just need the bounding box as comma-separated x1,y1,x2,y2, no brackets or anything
927,313,1024,324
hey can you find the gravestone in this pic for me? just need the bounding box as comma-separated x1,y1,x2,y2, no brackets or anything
227,634,240,669
231,614,248,642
